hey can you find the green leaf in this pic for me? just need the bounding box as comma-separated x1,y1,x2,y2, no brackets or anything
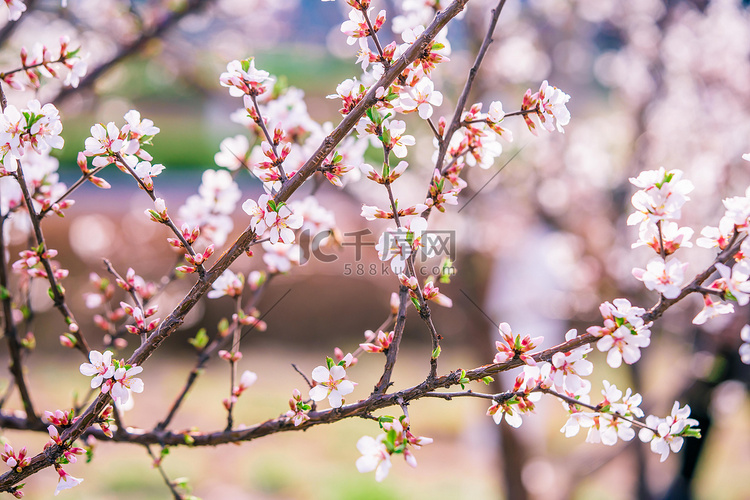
0,285,9,301
410,296,421,311
188,328,208,349
431,345,441,359
325,356,334,369
482,376,494,385
217,318,229,333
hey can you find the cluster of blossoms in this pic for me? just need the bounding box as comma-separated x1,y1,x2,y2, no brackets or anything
627,162,750,362
11,246,67,281
375,217,429,273
82,110,161,184
638,402,701,462
83,270,160,349
2,36,87,90
487,329,590,429
286,389,311,426
179,169,241,247
560,381,644,446
487,365,544,428
520,80,571,134
484,316,701,464
0,100,64,174
587,299,651,368
444,101,511,171
693,167,750,325
253,196,336,274
397,273,453,310
45,426,85,495
120,301,159,337
217,57,348,275
242,194,303,245
79,350,144,406
629,168,694,300
356,416,432,482
493,322,544,366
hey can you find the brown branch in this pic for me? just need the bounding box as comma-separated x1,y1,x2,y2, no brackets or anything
435,0,507,172
38,164,108,219
113,152,205,278
13,161,89,356
0,2,475,490
373,286,408,394
0,216,36,421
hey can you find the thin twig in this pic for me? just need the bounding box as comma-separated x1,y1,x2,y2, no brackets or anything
13,161,89,355
145,446,183,500
0,3,475,490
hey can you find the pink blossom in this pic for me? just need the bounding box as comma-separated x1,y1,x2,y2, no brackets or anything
105,365,144,405
355,435,391,481
219,58,272,97
627,168,694,225
242,194,271,234
309,364,355,408
84,122,123,157
215,135,250,170
208,269,244,299
596,325,651,368
692,294,734,325
399,77,443,119
695,217,734,250
79,350,115,388
722,187,750,233
264,204,303,245
494,322,543,365
714,262,750,305
386,120,415,158
638,402,700,462
632,257,687,299
632,221,693,255
54,467,83,496
4,0,25,21
550,330,593,393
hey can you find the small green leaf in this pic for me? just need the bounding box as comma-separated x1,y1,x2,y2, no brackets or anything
482,376,494,385
188,328,208,349
432,345,441,359
410,296,421,311
378,415,394,427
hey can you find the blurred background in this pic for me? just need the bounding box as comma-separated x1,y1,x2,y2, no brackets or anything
0,0,749,498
